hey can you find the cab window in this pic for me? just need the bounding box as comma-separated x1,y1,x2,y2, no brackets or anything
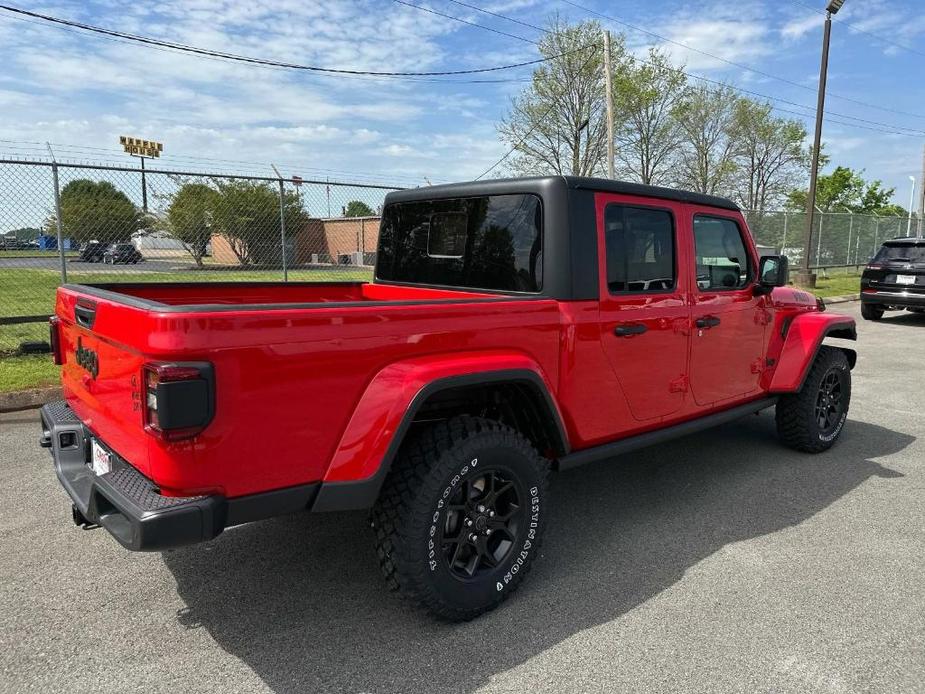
604,204,676,293
693,215,751,290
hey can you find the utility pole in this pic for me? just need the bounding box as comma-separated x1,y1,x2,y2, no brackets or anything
798,1,844,287
602,30,616,179
918,143,925,239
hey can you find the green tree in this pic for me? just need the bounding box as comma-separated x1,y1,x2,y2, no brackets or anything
674,84,740,195
786,166,901,214
613,47,688,185
211,180,307,265
730,99,809,211
54,179,141,243
498,19,624,176
344,200,375,217
165,183,218,266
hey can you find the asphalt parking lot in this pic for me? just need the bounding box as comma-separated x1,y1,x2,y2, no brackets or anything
1,301,923,694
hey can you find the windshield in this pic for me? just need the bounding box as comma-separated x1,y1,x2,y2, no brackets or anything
376,194,543,292
873,244,925,264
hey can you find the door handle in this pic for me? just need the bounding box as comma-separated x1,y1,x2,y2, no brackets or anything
695,315,721,329
614,323,648,337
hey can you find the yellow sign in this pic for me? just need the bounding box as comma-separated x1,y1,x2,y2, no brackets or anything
119,136,163,158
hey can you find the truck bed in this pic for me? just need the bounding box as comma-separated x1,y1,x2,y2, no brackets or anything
53,281,561,499
80,280,494,308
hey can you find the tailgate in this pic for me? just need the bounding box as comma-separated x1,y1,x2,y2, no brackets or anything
55,289,151,476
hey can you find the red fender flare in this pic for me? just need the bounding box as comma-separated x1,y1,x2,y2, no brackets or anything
768,312,857,393
321,351,564,484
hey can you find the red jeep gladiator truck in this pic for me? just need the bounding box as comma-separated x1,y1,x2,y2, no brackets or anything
40,176,857,620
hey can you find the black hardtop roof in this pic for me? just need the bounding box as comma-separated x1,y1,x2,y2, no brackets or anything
384,176,739,211
884,237,925,245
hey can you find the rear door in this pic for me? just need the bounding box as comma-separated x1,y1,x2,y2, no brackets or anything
597,194,691,421
686,207,767,406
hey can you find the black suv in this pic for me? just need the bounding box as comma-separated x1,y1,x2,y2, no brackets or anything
102,242,143,264
860,237,925,320
78,241,106,263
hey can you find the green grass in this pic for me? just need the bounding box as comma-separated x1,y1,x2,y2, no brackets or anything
803,270,862,299
0,353,60,393
0,266,373,355
0,250,78,258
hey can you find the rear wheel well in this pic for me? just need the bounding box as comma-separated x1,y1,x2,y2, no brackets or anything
409,380,567,459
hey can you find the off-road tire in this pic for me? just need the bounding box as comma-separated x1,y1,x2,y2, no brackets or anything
371,416,549,621
776,346,851,453
861,303,883,321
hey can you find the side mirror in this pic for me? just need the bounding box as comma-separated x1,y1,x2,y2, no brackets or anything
754,255,789,295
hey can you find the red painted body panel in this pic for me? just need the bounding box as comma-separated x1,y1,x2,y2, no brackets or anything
53,196,854,502
767,311,856,392
323,351,560,482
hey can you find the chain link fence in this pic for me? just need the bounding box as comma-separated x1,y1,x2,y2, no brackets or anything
0,158,401,354
1,157,922,356
743,209,916,269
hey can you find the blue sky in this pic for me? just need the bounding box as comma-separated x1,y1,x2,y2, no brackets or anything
0,0,924,204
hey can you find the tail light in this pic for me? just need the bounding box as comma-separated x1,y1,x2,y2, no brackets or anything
49,316,63,365
143,362,215,441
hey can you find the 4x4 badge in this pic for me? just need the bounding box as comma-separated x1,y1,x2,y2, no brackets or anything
75,337,99,379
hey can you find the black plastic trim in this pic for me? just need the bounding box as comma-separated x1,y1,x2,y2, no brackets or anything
384,176,739,211
791,321,858,392
861,291,925,307
311,369,569,512
556,397,778,472
62,283,550,314
40,402,319,551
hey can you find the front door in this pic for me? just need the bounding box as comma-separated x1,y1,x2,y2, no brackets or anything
597,194,691,421
687,208,767,406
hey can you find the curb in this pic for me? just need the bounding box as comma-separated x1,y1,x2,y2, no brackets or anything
821,293,860,305
0,386,62,413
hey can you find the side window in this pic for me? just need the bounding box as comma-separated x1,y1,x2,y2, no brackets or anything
693,215,751,290
604,204,676,293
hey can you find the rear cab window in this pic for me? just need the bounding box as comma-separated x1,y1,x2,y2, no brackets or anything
376,194,543,293
603,203,676,293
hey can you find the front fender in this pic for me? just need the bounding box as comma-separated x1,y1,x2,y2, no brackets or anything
768,312,857,393
320,350,562,488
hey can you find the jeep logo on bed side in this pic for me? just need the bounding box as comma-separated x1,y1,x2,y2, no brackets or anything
75,337,99,379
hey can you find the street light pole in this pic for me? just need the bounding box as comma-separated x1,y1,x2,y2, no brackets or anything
907,175,916,237
797,0,844,288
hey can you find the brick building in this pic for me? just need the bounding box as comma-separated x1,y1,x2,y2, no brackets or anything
209,216,381,266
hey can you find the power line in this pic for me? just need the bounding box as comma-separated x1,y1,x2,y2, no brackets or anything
449,0,925,137
560,0,925,122
444,0,545,33
788,0,925,60
392,0,534,44
0,3,571,78
475,43,603,179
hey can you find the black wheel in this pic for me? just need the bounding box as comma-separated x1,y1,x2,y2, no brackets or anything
371,416,549,621
861,303,883,321
776,346,851,453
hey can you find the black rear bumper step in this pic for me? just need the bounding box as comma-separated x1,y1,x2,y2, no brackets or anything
861,290,925,307
40,402,318,551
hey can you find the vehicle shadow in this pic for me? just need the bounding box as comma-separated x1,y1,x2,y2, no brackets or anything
161,413,910,694
880,311,925,327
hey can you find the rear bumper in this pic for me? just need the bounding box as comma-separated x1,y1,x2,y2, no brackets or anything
861,289,925,308
40,401,320,551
